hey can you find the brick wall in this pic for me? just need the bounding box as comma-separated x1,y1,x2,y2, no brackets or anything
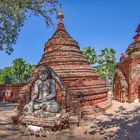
0,84,25,103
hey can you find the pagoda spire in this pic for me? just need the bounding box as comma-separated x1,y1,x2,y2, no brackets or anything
57,4,64,23
133,23,140,42
55,4,66,32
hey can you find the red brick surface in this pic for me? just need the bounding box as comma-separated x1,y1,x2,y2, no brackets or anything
17,9,111,116
0,84,25,102
114,23,140,103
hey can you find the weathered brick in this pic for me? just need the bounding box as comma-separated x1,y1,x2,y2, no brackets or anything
16,8,111,118
114,23,140,103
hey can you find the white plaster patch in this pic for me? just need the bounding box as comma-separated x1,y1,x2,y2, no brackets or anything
133,99,139,104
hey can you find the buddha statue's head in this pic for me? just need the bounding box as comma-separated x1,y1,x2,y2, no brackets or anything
39,67,51,81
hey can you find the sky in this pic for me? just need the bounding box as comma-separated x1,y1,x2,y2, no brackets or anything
0,0,140,68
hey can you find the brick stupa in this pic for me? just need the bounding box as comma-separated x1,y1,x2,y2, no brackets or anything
114,23,140,103
17,7,111,116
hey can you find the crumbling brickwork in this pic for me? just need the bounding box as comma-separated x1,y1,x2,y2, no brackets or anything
0,84,25,102
113,23,140,103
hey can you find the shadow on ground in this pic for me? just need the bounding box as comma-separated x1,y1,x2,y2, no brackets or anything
0,103,17,111
1,102,140,140
88,105,140,140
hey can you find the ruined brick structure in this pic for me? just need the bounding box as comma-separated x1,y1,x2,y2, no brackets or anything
114,23,140,103
0,84,25,102
17,7,111,117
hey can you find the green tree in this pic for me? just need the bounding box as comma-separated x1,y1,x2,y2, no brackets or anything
11,58,35,83
11,58,26,83
23,63,35,82
0,58,35,84
0,0,57,54
95,62,118,83
0,67,13,84
98,48,116,83
95,64,106,80
81,46,97,65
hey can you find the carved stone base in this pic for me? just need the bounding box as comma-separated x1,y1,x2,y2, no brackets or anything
33,110,61,118
18,113,71,130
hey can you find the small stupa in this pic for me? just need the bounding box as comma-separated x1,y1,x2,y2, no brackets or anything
114,22,140,103
17,6,111,116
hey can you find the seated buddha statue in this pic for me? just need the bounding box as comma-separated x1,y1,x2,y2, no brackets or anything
24,66,65,118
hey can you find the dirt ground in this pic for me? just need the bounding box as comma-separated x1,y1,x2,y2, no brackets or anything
0,100,140,140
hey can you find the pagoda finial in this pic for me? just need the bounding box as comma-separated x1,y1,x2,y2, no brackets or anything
57,4,64,23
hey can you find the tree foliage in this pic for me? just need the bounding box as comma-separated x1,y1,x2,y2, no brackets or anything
81,46,117,84
81,46,97,65
0,58,35,84
95,62,118,83
0,67,13,84
98,48,116,83
0,0,57,54
98,48,116,64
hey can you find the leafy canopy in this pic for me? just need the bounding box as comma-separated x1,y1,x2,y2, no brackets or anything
0,0,57,54
0,67,13,84
81,47,117,83
98,48,116,83
0,58,35,84
81,46,97,65
98,48,116,64
95,62,118,81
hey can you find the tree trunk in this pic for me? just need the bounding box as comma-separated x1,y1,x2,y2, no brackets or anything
106,62,109,84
